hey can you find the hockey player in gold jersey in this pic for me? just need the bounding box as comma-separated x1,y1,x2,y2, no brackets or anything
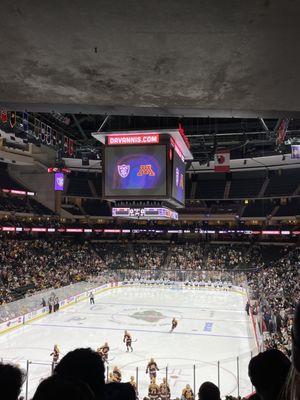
148,377,160,400
182,384,194,400
159,377,171,400
146,358,160,380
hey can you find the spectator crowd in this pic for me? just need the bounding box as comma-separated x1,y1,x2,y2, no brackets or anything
248,247,300,359
134,245,167,269
0,239,105,305
1,240,261,305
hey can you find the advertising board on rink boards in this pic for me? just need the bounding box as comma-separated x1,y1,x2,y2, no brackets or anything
0,283,110,335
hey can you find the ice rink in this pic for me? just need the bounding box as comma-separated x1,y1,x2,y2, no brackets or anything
0,285,256,399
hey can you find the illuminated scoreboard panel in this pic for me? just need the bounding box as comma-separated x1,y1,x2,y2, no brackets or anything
112,207,178,220
172,149,185,205
102,133,187,208
104,145,167,199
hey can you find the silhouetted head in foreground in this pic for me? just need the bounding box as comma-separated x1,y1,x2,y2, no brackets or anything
32,375,95,400
54,348,105,399
198,381,221,400
105,382,136,400
0,362,25,400
248,349,291,400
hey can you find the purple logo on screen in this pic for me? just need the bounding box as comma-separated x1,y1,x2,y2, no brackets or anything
54,173,64,191
118,164,130,178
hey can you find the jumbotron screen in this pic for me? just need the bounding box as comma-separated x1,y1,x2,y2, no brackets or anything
172,150,185,205
104,145,167,198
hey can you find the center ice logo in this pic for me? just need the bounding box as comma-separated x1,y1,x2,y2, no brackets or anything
117,164,130,178
131,310,165,322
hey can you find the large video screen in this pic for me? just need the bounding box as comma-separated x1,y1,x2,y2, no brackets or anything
172,150,185,205
104,145,167,197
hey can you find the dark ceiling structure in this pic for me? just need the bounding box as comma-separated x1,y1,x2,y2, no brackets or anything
32,113,300,163
1,1,300,163
1,0,300,118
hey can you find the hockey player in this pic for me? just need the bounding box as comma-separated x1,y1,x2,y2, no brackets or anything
182,384,194,400
146,358,159,380
89,292,95,305
54,296,59,312
48,297,53,313
108,372,114,383
148,377,160,400
50,344,60,363
170,317,178,333
50,344,60,371
123,330,133,352
245,300,250,316
112,366,122,382
97,342,110,363
160,378,171,400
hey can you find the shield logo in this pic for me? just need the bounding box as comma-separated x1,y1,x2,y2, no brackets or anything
117,164,130,178
57,177,64,187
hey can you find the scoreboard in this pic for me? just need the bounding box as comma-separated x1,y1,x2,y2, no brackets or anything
112,206,178,220
92,129,193,209
171,148,185,205
104,145,167,197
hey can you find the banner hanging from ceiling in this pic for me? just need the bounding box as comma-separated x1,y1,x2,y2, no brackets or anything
214,149,230,172
0,109,76,157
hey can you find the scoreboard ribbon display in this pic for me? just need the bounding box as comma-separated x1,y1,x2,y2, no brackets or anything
104,145,167,197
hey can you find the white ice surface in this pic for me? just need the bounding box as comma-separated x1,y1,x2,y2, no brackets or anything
0,286,256,399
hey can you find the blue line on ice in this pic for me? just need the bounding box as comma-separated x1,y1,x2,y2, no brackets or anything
31,322,252,340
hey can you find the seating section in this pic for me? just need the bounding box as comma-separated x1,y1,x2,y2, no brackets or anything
82,199,111,216
0,168,27,191
242,201,274,217
275,199,300,217
229,177,264,198
185,177,192,199
265,170,299,196
258,245,284,263
133,244,168,269
192,169,299,200
61,204,83,215
195,177,226,199
89,175,102,196
0,195,54,215
210,203,241,214
93,243,136,269
67,175,92,197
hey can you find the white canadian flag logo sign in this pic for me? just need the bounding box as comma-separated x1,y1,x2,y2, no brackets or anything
214,150,230,172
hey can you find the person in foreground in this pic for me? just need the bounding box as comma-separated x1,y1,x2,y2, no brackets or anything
105,381,136,400
248,348,291,400
32,375,95,400
0,362,25,400
53,348,105,399
198,382,221,400
285,301,300,400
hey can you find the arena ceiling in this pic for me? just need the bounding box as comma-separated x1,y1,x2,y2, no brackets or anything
1,0,300,118
27,113,300,163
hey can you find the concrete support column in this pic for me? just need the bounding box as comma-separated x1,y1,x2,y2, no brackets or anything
55,190,62,215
